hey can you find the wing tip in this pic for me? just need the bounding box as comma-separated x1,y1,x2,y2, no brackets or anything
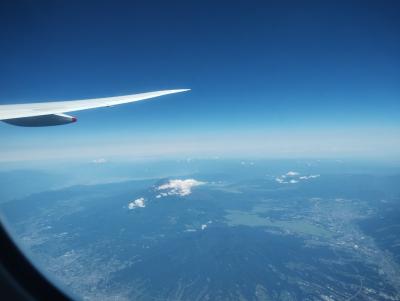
170,88,191,93
152,88,190,97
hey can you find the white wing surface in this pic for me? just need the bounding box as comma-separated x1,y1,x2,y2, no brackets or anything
0,89,189,126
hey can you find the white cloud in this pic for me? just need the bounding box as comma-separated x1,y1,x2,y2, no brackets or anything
92,158,107,164
275,177,287,184
128,197,145,209
184,229,197,232
299,174,320,180
156,179,205,197
240,161,255,166
276,172,320,184
201,224,207,230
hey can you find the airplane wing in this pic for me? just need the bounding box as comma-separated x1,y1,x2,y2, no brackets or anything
0,89,190,127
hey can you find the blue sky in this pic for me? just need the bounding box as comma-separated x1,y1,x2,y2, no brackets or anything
0,0,399,162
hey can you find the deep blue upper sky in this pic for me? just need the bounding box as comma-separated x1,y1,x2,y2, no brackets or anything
0,0,399,161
